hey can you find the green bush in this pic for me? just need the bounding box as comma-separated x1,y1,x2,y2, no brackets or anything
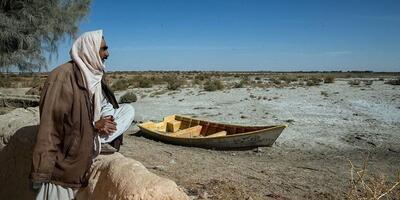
204,79,224,91
119,92,137,103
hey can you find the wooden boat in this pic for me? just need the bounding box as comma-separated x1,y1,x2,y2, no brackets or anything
138,115,287,149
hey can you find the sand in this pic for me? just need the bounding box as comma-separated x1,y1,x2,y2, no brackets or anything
1,78,399,199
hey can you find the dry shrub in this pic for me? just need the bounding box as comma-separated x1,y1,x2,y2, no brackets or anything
347,159,400,199
111,79,130,91
385,78,400,85
234,77,249,88
270,78,282,85
324,76,335,83
119,91,137,103
279,75,297,84
165,75,183,90
363,80,374,86
204,79,224,91
0,75,12,87
137,77,153,88
348,80,361,86
305,77,323,86
195,74,208,81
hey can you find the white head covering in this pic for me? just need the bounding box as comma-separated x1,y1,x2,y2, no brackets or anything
70,30,105,122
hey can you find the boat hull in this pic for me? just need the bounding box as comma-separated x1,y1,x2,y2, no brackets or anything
139,126,285,149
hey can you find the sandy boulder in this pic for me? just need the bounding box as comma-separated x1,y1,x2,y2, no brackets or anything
77,152,190,200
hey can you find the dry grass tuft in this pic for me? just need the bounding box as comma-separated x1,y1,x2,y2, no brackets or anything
347,159,400,200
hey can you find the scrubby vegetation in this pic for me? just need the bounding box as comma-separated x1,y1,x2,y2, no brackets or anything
385,78,400,85
119,91,137,103
324,76,335,83
346,159,400,199
363,80,373,86
111,79,130,91
165,75,183,90
204,79,224,91
137,77,153,88
234,77,250,88
348,80,361,86
306,77,322,86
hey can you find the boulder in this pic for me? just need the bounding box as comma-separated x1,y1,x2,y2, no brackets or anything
77,153,190,200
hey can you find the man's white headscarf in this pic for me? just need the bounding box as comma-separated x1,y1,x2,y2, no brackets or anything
70,30,104,122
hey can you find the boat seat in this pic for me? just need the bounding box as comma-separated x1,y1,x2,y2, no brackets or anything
205,131,227,138
166,120,181,132
170,125,202,138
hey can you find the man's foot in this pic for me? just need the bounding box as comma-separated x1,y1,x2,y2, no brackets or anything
100,143,117,154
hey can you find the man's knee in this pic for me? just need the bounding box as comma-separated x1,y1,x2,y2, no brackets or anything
121,104,135,122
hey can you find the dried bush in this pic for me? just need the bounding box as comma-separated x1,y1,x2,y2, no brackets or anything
306,77,322,86
137,77,153,88
280,75,297,84
194,74,208,81
270,78,282,85
324,76,335,83
0,75,11,87
111,79,130,91
119,91,137,103
385,78,400,85
346,159,400,199
348,80,361,86
165,75,183,90
204,79,224,91
234,78,249,88
363,80,373,86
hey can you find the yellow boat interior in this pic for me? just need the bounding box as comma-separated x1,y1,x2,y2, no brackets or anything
139,115,275,138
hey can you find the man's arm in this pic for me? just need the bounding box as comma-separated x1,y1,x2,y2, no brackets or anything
30,79,73,182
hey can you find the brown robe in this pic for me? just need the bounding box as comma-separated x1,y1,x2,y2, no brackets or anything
30,61,118,188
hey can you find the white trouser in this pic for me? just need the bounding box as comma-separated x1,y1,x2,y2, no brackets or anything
99,103,135,143
35,183,77,200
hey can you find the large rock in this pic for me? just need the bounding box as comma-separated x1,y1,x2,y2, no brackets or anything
77,153,190,200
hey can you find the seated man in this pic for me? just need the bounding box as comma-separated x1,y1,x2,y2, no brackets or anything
31,30,135,200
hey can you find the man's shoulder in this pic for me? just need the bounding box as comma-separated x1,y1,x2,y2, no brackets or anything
47,61,75,82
